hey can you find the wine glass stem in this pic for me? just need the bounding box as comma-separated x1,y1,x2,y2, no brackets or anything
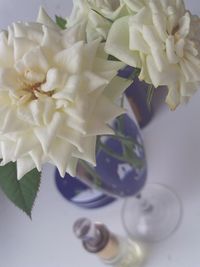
136,194,154,213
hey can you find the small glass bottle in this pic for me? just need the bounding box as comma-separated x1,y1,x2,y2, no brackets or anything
73,218,143,267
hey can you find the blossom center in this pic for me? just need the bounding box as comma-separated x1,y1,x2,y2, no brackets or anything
23,80,54,98
172,24,180,36
16,71,55,105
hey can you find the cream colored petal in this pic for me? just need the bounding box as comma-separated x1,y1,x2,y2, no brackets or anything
0,34,14,67
86,119,114,136
7,26,14,46
13,37,37,61
129,6,151,28
62,22,86,47
17,104,37,125
34,112,63,153
66,98,90,123
17,156,36,180
138,52,151,83
24,70,45,83
142,25,163,51
23,47,49,73
58,126,83,153
175,38,185,58
94,58,125,80
13,22,28,38
65,157,78,177
0,68,20,90
18,93,32,105
41,98,55,125
89,9,111,28
167,6,179,34
66,116,86,134
185,41,198,56
101,2,128,21
129,27,150,54
166,36,179,64
177,12,190,38
53,75,82,102
84,71,108,91
82,38,101,70
91,95,125,123
14,132,38,158
105,16,141,68
67,0,89,27
175,0,186,14
180,58,200,82
2,110,27,133
29,100,44,125
53,89,75,102
55,99,69,109
55,41,84,74
66,87,103,123
41,68,67,92
151,48,168,72
3,133,19,142
37,6,60,31
149,1,167,41
0,106,10,130
16,92,32,105
122,0,145,12
41,26,62,55
29,145,44,171
185,52,200,67
86,10,111,41
165,84,181,110
72,136,97,166
146,55,178,87
48,137,73,177
0,140,16,164
13,22,43,44
103,76,132,101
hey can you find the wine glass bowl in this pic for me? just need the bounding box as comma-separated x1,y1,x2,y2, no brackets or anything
122,183,183,242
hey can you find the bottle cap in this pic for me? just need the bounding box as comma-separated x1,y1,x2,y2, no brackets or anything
73,218,109,253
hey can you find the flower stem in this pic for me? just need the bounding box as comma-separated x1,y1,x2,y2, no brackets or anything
78,160,102,188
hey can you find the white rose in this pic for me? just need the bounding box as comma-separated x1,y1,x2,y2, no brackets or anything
0,7,127,179
105,0,200,110
68,0,128,41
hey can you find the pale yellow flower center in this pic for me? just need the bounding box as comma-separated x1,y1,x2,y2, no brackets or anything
15,71,54,105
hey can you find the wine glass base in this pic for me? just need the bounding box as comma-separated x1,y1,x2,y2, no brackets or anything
121,183,182,243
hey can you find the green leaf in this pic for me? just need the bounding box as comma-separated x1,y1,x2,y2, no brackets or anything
0,162,41,217
55,15,67,29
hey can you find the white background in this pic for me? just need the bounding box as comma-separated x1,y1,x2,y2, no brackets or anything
0,1,200,267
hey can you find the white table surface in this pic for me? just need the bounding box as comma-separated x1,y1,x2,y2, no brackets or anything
0,1,200,267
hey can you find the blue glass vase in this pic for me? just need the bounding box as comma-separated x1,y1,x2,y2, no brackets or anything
55,113,147,209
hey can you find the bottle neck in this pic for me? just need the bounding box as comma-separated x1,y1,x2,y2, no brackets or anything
83,223,110,253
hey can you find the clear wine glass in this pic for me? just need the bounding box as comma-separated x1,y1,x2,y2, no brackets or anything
78,112,182,243
121,183,182,242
